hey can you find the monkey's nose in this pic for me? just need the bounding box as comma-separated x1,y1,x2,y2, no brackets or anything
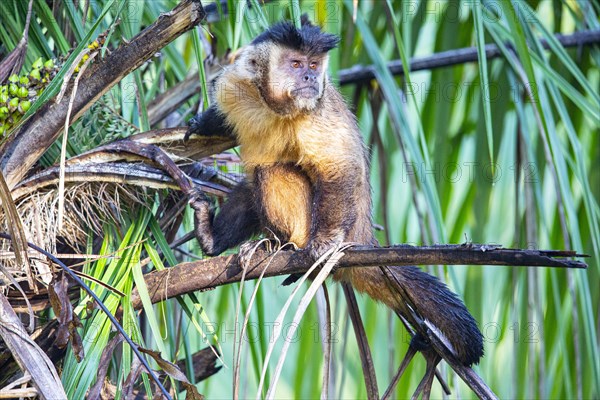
303,75,316,82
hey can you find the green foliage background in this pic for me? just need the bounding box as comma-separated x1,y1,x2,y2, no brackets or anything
0,0,598,398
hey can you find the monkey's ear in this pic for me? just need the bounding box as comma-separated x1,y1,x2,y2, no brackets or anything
300,13,314,27
248,58,258,72
240,48,260,75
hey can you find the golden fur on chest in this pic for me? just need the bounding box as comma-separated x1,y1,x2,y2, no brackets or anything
217,68,361,177
215,63,372,247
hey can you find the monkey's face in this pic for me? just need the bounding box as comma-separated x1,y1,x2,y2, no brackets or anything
254,46,328,116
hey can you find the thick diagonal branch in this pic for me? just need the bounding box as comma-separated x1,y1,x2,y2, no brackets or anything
0,0,205,189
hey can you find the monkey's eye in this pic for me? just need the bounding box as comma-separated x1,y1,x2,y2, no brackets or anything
250,59,257,66
309,61,318,70
291,61,301,69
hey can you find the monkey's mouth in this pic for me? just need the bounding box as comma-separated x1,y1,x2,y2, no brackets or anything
290,86,319,99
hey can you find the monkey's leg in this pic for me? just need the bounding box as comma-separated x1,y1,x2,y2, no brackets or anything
306,175,358,259
252,164,312,281
255,164,312,248
185,105,234,140
190,181,260,256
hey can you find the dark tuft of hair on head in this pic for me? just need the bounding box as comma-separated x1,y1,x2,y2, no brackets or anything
252,15,340,56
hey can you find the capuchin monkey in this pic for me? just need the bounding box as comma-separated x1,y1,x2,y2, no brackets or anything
185,18,484,367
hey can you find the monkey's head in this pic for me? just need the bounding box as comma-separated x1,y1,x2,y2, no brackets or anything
239,19,340,116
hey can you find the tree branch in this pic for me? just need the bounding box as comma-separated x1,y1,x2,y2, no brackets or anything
131,244,587,309
337,29,600,85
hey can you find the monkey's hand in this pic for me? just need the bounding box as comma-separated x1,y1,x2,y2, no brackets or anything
188,191,219,256
188,190,211,213
189,182,261,257
184,114,203,141
184,105,234,141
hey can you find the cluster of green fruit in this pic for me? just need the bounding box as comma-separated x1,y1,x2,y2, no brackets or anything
0,57,59,136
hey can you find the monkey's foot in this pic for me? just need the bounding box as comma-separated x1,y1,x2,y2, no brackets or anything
237,239,277,268
305,237,344,262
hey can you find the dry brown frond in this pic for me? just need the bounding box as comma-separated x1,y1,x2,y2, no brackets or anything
0,182,153,289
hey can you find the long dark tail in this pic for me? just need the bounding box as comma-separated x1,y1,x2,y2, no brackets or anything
335,265,484,366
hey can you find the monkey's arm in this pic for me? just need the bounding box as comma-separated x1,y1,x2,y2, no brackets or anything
185,105,235,140
190,181,260,256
